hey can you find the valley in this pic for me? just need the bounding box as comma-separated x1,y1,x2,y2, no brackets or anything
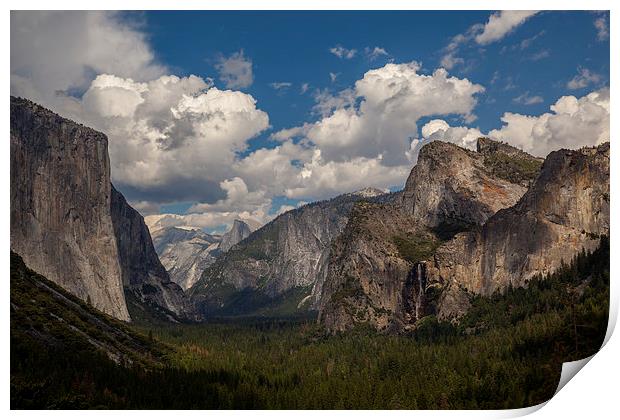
9,95,610,409
11,238,609,408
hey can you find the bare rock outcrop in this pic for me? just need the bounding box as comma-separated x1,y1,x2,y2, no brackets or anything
148,224,222,290
10,97,129,320
429,143,610,321
400,140,535,232
220,219,253,252
319,139,545,332
318,203,428,332
10,96,195,322
319,140,609,333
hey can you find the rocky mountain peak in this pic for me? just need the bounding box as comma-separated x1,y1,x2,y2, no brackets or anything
190,187,390,317
420,139,474,158
428,141,610,321
220,219,254,252
149,224,222,291
147,218,258,291
318,138,609,333
477,136,533,158
510,141,609,227
401,140,531,231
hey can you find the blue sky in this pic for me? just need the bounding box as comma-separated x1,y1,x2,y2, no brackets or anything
142,10,608,132
146,10,609,217
10,10,610,233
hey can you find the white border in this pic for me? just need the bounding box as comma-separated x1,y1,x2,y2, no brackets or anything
3,2,617,419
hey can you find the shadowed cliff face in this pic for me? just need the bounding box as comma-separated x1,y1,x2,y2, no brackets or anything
10,97,194,322
110,186,197,321
10,97,129,321
319,139,609,333
318,203,429,332
10,251,163,368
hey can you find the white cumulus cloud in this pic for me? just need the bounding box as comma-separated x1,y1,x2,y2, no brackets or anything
406,119,484,161
407,88,608,161
282,62,484,167
11,11,165,110
283,150,410,200
489,88,609,157
78,74,270,208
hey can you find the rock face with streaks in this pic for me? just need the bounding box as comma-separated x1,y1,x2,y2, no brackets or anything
10,97,194,322
318,202,426,332
429,142,610,321
319,139,559,333
10,97,129,320
400,140,538,233
190,188,390,316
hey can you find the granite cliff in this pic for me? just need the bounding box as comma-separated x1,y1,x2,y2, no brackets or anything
317,139,600,333
147,225,222,291
400,140,540,233
429,142,610,321
10,97,193,322
220,219,254,252
11,97,130,320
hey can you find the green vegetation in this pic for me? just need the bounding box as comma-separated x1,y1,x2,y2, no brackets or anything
11,237,608,409
196,281,314,318
483,152,543,185
329,275,367,304
10,252,167,408
393,233,441,263
215,286,314,318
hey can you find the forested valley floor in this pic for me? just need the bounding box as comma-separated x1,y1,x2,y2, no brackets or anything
11,237,609,409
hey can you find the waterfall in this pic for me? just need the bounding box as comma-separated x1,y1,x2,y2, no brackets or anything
414,262,425,320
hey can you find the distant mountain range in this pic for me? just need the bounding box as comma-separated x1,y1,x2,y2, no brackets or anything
189,186,390,317
145,217,258,290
